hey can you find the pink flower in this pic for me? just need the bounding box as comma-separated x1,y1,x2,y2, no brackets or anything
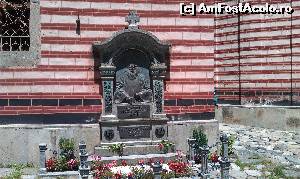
67,159,78,170
91,155,101,161
107,160,117,168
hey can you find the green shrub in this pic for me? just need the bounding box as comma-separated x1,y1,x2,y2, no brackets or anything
192,128,208,152
220,134,235,156
58,138,75,160
270,165,285,178
55,156,68,172
108,143,125,156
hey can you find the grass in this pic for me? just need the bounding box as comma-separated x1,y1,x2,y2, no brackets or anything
0,163,34,168
0,163,36,179
235,156,289,178
235,159,255,171
2,164,25,179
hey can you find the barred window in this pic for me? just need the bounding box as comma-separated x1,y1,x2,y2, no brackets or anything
0,0,30,51
0,0,40,67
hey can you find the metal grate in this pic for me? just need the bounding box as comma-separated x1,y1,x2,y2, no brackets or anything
0,0,30,51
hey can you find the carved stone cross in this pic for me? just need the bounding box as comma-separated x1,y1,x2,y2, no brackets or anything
125,10,140,29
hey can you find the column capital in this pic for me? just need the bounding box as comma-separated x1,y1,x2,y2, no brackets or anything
150,64,167,79
99,65,116,80
39,143,47,151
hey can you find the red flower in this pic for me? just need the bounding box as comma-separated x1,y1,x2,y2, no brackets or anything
121,160,127,166
168,160,189,175
210,152,219,163
46,158,57,172
138,159,144,165
147,158,154,165
158,143,164,150
127,172,133,178
115,170,122,179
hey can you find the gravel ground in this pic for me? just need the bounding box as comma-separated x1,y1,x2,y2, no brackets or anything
220,123,300,178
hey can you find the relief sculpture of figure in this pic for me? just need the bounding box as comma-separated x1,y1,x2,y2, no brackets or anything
114,64,152,104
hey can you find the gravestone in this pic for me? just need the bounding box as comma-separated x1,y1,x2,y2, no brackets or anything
92,11,174,162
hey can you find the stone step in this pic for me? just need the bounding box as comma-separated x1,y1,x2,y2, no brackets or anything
100,140,163,146
89,153,179,165
95,144,175,157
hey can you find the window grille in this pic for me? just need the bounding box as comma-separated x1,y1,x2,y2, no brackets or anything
0,0,30,51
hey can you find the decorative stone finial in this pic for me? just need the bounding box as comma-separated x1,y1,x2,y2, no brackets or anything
125,10,140,29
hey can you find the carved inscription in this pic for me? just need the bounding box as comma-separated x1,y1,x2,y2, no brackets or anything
117,105,150,119
118,126,151,139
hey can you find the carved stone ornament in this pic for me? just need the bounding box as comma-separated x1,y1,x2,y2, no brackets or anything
155,127,166,138
114,64,152,104
104,129,114,141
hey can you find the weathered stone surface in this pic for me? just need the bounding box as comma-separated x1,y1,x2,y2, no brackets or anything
168,119,219,153
216,105,300,131
245,170,261,177
0,124,100,165
0,168,11,177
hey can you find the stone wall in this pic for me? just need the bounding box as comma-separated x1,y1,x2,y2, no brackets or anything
0,124,100,166
0,0,215,120
0,120,219,165
215,105,300,131
168,119,219,153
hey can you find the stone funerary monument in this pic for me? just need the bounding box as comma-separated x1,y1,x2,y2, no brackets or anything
92,11,174,160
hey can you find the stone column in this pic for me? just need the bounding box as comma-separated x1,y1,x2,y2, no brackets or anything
150,64,167,115
220,134,230,179
187,138,196,162
39,143,47,174
79,141,90,179
99,65,116,115
200,145,210,179
152,161,162,179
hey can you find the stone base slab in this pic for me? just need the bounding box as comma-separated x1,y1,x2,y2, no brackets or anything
90,153,179,165
100,122,168,143
38,171,81,179
95,143,175,157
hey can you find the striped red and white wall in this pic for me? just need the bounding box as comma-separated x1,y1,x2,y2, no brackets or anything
0,0,215,122
215,0,300,106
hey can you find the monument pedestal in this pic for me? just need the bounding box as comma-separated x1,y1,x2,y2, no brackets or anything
96,115,175,163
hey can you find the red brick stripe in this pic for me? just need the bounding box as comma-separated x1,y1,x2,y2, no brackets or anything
41,23,214,32
42,37,214,46
41,7,213,18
